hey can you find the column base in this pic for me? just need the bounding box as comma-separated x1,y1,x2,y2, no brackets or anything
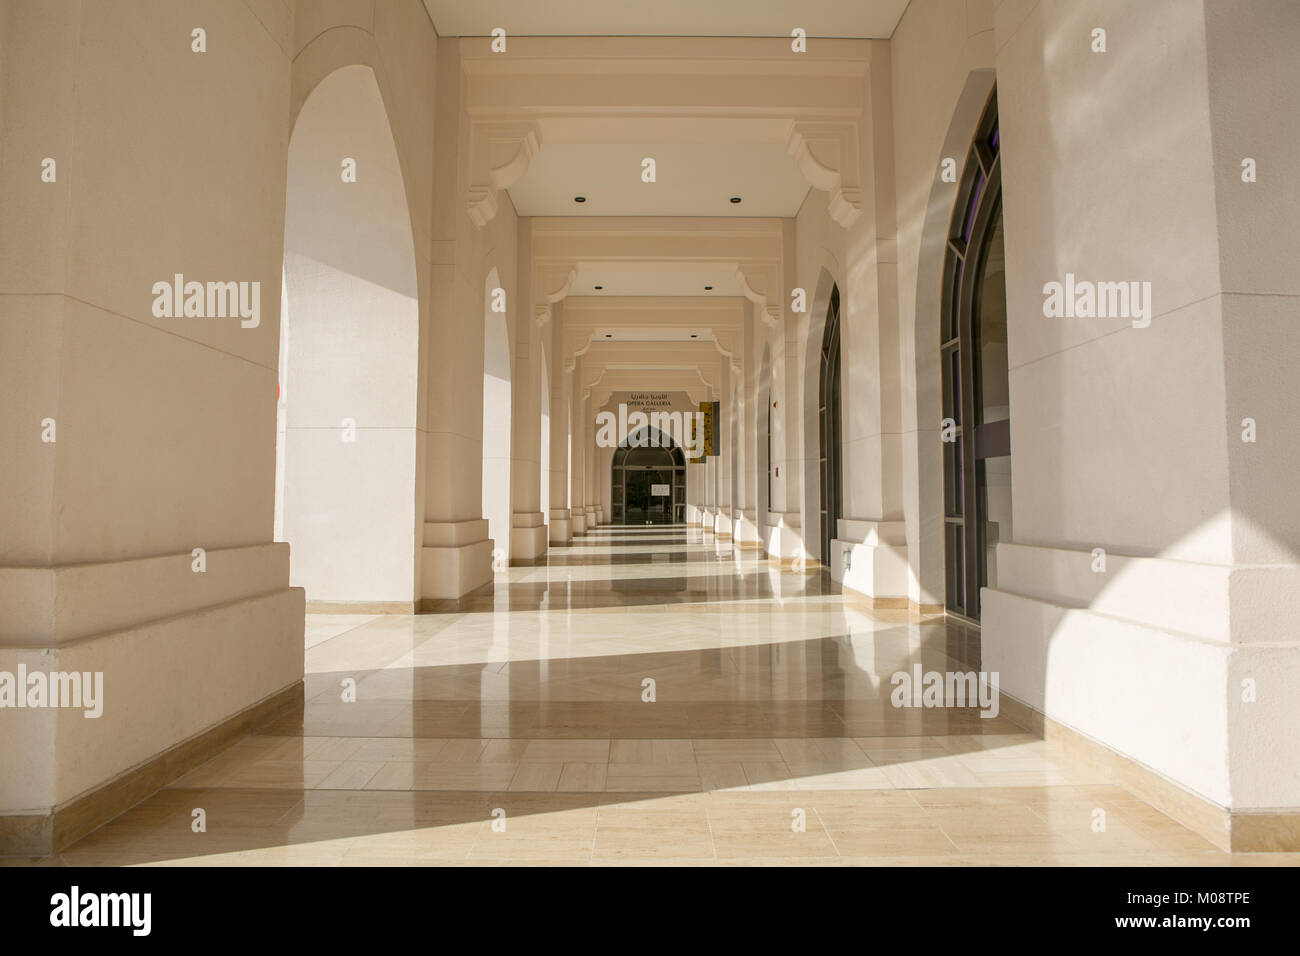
830,519,909,600
983,541,1300,849
0,569,304,856
733,510,764,550
764,513,803,563
510,512,548,563
420,518,492,599
548,509,572,545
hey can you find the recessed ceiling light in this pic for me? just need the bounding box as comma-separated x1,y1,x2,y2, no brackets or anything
729,196,742,204
574,196,587,203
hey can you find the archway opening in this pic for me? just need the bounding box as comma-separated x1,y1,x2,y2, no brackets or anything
539,349,551,543
818,284,843,565
940,88,1010,620
482,268,512,569
612,427,686,526
275,65,419,606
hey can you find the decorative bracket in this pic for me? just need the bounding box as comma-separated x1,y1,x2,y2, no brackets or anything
534,263,577,327
787,121,862,230
468,121,542,228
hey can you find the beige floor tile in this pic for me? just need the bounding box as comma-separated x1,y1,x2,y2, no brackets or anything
480,739,534,763
412,763,520,791
509,763,563,791
520,739,611,763
317,761,385,790
876,756,986,789
352,738,449,762
698,761,749,791
708,808,839,859
592,823,715,860
692,739,784,761
603,763,702,792
556,762,608,792
609,739,695,764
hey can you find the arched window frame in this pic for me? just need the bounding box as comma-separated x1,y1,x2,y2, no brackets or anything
818,285,843,566
940,89,1008,620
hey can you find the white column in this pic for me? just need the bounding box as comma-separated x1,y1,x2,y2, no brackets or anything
548,307,572,543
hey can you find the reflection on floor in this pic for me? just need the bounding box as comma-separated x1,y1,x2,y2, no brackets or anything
50,527,1300,865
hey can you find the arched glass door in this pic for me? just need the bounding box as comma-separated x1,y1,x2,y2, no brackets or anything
611,428,686,525
941,90,1011,620
819,285,843,566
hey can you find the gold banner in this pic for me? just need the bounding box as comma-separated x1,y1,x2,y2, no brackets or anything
689,401,719,463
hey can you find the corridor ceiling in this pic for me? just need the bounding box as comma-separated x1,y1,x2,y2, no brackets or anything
422,0,909,38
508,143,809,218
570,268,746,297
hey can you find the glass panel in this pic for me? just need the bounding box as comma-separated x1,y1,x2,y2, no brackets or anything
978,455,1012,594
645,468,672,524
974,211,1009,427
945,523,965,614
625,445,674,468
944,436,963,516
963,169,985,242
942,249,961,341
947,349,962,425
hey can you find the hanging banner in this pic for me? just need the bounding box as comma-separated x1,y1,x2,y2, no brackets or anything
688,401,720,464
704,401,719,457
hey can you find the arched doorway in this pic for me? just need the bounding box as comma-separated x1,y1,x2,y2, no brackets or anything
941,89,1010,620
275,65,419,606
539,349,551,544
482,267,512,570
818,285,843,565
611,427,686,525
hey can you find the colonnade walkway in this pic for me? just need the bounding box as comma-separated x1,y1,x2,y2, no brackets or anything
49,528,1287,865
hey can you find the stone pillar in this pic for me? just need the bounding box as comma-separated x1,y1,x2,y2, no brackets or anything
823,43,908,598
0,1,302,854
508,220,547,563
735,305,763,549
981,0,1300,850
582,390,598,529
548,307,572,544
713,364,733,539
422,37,494,601
569,360,586,535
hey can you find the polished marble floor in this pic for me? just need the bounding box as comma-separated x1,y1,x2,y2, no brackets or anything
46,527,1300,865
